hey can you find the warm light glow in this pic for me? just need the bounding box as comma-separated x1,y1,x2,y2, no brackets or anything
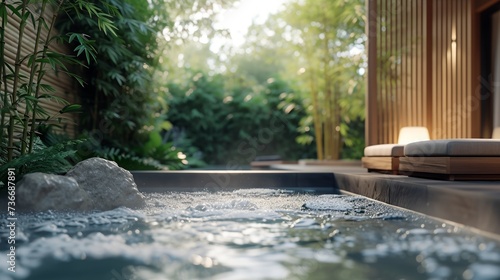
397,126,430,145
492,127,500,139
451,39,457,66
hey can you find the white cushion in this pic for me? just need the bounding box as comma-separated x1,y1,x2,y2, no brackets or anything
364,144,405,157
404,139,500,156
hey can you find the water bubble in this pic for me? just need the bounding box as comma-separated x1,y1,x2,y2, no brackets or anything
463,269,474,280
329,229,340,238
470,263,500,279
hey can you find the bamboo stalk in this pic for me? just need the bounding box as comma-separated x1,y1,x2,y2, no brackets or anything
322,12,332,160
310,79,323,160
6,0,28,161
332,82,341,160
0,0,8,147
28,0,65,153
307,40,323,160
21,0,48,155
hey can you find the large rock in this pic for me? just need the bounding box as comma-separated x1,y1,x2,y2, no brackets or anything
17,173,92,211
66,157,146,210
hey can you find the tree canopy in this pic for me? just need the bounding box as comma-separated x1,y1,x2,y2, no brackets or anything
160,0,367,162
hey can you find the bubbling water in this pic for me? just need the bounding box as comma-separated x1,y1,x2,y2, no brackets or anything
0,189,499,280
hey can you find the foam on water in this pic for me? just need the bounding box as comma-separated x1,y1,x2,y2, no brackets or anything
1,190,499,280
302,194,353,211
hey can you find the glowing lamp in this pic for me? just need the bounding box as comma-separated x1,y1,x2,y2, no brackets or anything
397,126,430,145
492,127,500,139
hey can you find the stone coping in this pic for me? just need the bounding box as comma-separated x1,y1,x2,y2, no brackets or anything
333,171,500,237
132,168,500,237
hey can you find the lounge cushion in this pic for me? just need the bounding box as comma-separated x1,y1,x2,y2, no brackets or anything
364,144,405,157
404,139,500,157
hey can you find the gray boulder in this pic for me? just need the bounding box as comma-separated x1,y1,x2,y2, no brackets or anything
66,157,146,210
17,173,91,211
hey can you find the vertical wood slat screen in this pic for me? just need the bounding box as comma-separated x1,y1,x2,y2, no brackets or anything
431,0,472,140
3,3,79,137
369,0,473,145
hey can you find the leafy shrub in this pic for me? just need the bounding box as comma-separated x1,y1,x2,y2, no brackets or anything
56,0,187,170
37,124,184,171
0,137,82,186
166,71,315,165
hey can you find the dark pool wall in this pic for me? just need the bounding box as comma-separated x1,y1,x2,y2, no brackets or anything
132,171,340,194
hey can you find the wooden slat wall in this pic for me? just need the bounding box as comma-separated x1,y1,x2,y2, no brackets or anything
2,2,79,138
368,0,473,145
431,0,471,139
373,0,428,144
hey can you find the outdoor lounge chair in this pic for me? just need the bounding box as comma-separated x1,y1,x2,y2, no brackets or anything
399,139,500,180
362,126,430,174
362,144,404,174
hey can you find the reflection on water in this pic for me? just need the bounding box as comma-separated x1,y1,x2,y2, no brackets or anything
1,189,500,280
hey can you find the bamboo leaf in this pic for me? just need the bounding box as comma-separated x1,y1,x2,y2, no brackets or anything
21,10,30,25
6,3,21,18
26,53,36,67
38,84,56,93
62,71,86,87
29,12,36,29
59,104,82,114
38,93,69,105
20,95,38,102
97,13,118,36
4,63,14,74
35,58,51,64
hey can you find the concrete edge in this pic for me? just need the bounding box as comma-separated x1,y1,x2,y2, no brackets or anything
332,172,500,236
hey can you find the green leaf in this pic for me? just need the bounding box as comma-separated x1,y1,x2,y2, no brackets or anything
39,84,56,93
161,121,172,131
5,4,21,18
59,104,82,114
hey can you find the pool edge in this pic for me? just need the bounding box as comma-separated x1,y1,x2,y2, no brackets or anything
132,169,500,237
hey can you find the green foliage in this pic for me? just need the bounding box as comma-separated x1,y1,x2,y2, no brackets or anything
227,0,367,160
0,137,82,185
0,0,119,182
55,0,193,170
58,0,159,142
57,0,237,145
166,71,315,165
37,124,184,171
284,0,366,160
340,118,365,159
93,147,167,171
